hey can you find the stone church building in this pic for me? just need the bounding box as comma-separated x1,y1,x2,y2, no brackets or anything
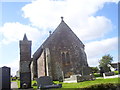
20,17,92,82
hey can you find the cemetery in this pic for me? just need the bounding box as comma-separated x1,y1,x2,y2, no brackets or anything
0,18,119,89
10,76,119,89
8,65,119,89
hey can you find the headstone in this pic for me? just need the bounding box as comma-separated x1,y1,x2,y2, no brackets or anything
104,72,115,76
64,74,95,83
0,66,11,90
36,76,62,89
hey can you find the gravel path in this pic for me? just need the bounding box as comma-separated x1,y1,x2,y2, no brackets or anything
11,82,18,89
96,74,120,79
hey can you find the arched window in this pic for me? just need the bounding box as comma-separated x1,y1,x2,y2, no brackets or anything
62,53,66,64
66,52,70,64
61,52,71,65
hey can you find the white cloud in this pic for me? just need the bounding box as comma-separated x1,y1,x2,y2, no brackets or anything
0,22,42,45
0,59,19,76
0,22,49,76
105,0,119,3
87,57,100,67
0,0,33,2
74,16,112,41
0,22,47,76
22,0,118,41
85,37,118,66
22,0,105,28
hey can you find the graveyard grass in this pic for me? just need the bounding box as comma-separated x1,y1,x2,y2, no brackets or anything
13,78,119,89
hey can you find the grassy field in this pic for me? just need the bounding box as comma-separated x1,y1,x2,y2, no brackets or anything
54,78,119,88
12,77,119,89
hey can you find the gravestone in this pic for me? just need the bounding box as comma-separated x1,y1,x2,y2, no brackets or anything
36,76,62,89
0,66,11,90
64,74,95,83
78,75,95,82
105,72,115,76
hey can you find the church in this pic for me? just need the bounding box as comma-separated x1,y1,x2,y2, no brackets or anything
20,17,92,83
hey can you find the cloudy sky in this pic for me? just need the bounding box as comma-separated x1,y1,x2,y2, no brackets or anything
0,0,118,75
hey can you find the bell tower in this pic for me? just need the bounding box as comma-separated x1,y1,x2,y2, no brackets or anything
19,34,32,89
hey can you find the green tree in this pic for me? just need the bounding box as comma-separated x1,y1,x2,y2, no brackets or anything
90,67,99,73
99,54,113,72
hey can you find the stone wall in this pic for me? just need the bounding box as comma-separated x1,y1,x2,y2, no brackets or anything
37,51,45,77
33,19,92,80
19,36,32,88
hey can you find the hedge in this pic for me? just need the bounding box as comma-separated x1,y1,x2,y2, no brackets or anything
79,83,120,90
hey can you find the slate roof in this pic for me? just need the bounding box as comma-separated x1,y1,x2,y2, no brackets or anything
33,18,84,61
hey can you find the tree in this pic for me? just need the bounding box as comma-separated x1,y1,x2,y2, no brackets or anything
90,67,99,73
99,54,113,72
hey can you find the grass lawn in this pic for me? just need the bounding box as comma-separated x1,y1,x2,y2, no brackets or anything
61,78,119,88
12,78,119,89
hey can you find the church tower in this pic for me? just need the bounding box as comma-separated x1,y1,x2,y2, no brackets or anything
19,34,32,88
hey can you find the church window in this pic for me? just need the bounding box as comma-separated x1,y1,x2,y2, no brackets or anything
61,52,71,65
62,53,66,64
66,52,70,64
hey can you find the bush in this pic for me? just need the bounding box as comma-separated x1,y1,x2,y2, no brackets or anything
114,71,119,75
11,76,19,81
79,83,120,90
94,73,101,77
90,67,99,73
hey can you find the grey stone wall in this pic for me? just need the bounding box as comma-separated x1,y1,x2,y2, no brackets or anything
33,20,92,80
37,51,45,77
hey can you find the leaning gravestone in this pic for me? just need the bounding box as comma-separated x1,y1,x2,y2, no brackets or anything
0,66,11,90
